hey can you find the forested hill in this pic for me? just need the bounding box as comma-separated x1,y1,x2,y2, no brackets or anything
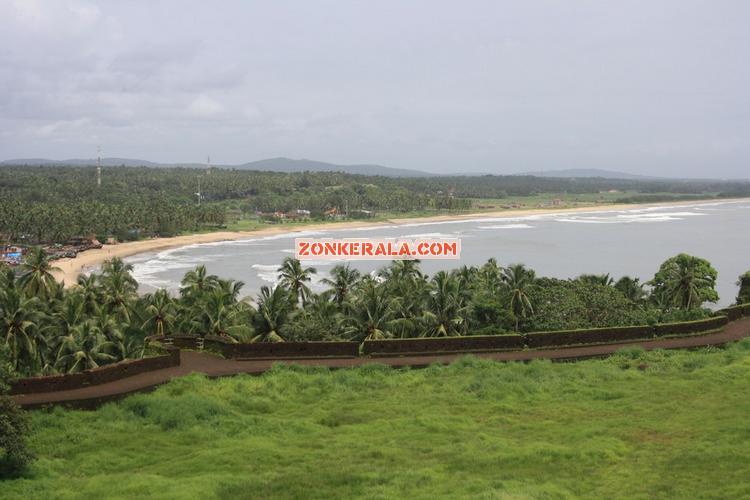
0,165,749,244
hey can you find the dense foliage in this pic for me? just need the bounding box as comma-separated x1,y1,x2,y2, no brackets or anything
737,271,750,305
649,254,719,310
0,344,33,479
5,344,750,496
1,246,736,377
1,165,748,244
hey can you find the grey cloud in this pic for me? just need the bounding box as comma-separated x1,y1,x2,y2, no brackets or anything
0,0,748,177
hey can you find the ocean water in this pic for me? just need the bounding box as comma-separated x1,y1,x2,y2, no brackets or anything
126,200,750,306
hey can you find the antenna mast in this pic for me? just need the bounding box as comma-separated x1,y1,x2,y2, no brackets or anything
96,146,102,187
206,155,211,175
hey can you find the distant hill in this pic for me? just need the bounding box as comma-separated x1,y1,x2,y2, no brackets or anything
3,157,156,167
1,156,433,177
234,157,432,177
521,168,657,180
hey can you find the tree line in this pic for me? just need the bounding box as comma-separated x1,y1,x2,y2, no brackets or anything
2,165,748,244
1,248,747,379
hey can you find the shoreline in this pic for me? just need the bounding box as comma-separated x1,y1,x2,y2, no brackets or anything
51,197,748,286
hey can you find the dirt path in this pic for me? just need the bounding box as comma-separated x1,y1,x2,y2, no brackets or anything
13,317,750,409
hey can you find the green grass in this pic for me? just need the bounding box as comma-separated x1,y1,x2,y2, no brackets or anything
6,342,750,499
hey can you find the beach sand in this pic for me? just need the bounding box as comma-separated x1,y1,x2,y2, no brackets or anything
51,198,740,286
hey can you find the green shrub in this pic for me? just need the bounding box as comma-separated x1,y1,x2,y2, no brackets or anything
736,272,750,304
0,345,34,478
0,396,34,478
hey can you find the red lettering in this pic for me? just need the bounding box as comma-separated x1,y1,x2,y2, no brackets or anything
298,241,310,256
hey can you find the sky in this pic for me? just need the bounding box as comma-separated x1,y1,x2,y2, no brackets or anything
0,0,748,177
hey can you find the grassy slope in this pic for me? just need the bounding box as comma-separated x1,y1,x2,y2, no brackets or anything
6,342,750,499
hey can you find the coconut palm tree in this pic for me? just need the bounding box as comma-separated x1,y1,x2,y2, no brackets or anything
251,285,293,342
216,279,245,304
320,264,361,306
100,257,138,290
278,257,317,306
0,264,18,290
614,276,646,302
501,264,537,332
180,265,219,301
578,273,615,286
343,280,398,341
286,292,345,341
52,322,116,374
98,258,138,319
0,286,46,374
200,287,248,339
53,291,86,336
420,271,467,337
100,274,136,322
141,289,176,337
453,265,478,299
87,303,128,353
379,259,424,283
75,273,101,313
479,258,503,289
649,254,718,310
18,247,60,299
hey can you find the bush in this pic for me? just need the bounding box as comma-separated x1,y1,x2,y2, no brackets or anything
0,345,34,478
527,279,643,331
0,396,34,478
737,272,750,304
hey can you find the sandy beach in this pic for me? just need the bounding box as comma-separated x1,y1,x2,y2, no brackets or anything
51,198,744,286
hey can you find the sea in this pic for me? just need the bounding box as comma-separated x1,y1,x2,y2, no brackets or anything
126,200,750,306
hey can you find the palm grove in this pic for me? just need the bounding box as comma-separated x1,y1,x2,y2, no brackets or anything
1,246,748,378
2,165,749,244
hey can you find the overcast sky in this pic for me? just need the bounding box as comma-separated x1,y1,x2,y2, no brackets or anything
1,1,748,177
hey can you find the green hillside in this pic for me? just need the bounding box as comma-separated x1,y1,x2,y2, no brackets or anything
5,342,750,499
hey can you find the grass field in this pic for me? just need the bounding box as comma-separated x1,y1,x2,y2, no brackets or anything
6,342,750,499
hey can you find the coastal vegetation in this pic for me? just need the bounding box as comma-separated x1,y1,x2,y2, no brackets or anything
0,344,33,479
1,165,748,244
0,243,742,379
4,343,750,497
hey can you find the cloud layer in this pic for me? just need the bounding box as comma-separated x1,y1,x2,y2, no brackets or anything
1,0,748,177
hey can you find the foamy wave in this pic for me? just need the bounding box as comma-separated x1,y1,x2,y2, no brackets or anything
401,232,458,238
618,212,704,219
338,224,394,232
251,264,280,284
477,224,534,230
555,217,624,224
554,209,708,225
